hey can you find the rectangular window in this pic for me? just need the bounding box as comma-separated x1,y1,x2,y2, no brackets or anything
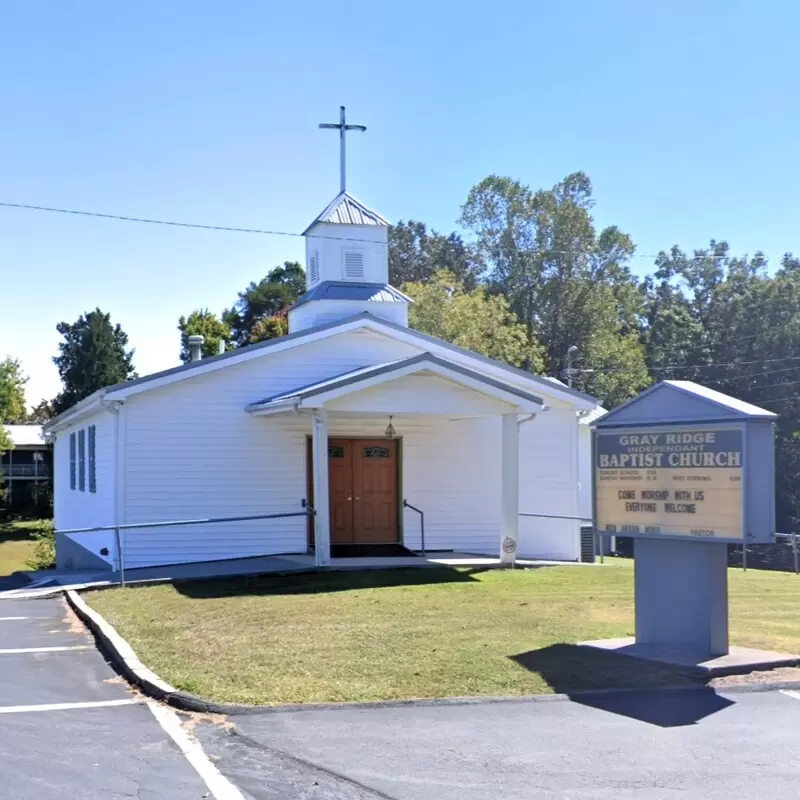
343,250,364,279
69,433,76,490
88,425,97,494
78,429,86,492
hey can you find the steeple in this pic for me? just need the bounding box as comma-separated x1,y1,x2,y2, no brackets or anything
288,108,411,334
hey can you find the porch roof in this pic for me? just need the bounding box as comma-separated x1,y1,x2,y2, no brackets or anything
245,353,545,416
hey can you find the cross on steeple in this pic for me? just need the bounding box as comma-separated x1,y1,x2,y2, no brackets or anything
319,106,366,195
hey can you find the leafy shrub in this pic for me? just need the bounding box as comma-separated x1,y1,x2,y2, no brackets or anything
26,520,55,570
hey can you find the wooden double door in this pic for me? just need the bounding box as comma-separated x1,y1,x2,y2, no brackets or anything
311,438,399,545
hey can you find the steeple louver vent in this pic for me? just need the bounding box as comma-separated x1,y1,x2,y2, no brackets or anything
343,250,364,279
309,252,319,285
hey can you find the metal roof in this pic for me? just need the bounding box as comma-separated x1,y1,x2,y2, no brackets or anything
246,353,545,412
664,380,777,418
4,425,46,447
302,192,389,234
594,379,777,428
292,281,412,309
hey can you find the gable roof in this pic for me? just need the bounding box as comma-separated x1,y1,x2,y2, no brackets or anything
302,192,389,235
292,281,412,309
44,312,598,432
594,379,777,428
246,353,544,414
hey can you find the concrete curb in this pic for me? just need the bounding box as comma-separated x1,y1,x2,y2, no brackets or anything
65,589,800,716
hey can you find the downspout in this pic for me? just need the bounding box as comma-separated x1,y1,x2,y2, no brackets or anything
102,399,124,573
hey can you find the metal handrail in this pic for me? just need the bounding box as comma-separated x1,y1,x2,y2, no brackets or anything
403,500,425,556
56,507,316,587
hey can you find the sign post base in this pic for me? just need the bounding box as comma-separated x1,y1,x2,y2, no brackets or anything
634,537,729,660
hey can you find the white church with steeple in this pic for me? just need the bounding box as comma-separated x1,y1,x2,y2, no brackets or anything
45,108,602,575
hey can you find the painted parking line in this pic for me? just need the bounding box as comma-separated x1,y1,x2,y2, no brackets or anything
0,698,142,715
781,690,800,702
0,645,93,654
147,701,246,800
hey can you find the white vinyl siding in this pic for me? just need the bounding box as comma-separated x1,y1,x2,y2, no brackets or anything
53,411,118,565
121,330,422,568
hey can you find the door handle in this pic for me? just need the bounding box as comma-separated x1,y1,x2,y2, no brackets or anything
347,496,352,501
355,496,360,500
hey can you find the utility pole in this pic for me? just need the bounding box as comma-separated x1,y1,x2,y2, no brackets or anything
563,345,578,388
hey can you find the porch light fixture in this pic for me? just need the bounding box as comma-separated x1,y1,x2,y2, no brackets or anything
385,415,397,440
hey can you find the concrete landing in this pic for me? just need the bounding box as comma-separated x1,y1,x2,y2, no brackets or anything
582,637,800,677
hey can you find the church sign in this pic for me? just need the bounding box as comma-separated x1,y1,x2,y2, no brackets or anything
595,427,744,541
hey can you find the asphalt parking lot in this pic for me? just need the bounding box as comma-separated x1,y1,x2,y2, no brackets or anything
196,684,800,799
7,593,800,799
0,596,229,799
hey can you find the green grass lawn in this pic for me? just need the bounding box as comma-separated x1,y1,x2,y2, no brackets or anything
85,561,800,706
0,520,46,575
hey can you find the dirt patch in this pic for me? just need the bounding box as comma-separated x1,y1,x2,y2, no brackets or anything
712,666,800,688
179,709,235,733
60,596,90,637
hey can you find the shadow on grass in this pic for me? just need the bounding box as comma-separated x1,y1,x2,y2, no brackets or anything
510,643,734,728
173,566,485,599
0,523,39,542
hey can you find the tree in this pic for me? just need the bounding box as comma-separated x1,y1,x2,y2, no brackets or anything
0,357,28,425
389,221,482,289
177,309,231,363
248,312,288,344
52,309,136,414
403,270,544,371
460,172,647,405
28,399,55,424
223,262,306,347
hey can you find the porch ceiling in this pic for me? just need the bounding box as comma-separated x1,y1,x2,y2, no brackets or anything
245,353,544,417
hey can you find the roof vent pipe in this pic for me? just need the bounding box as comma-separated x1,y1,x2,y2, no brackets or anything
188,335,205,363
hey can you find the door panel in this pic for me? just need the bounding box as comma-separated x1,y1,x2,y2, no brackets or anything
352,440,399,543
328,440,354,544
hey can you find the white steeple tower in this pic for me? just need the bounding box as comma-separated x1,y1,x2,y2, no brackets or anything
288,108,411,334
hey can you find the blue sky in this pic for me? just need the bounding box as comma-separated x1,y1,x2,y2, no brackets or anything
2,1,799,405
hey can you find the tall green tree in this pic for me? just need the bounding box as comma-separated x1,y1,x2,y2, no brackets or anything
403,270,544,371
223,262,305,347
460,172,648,405
389,221,481,289
0,357,28,425
52,309,136,414
28,399,55,424
177,309,231,363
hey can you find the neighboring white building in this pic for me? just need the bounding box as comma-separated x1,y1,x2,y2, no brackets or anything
45,191,601,572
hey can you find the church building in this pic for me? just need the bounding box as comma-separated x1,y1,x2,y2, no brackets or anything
45,111,601,573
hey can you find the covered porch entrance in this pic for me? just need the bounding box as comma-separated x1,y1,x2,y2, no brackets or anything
247,352,545,566
306,437,402,553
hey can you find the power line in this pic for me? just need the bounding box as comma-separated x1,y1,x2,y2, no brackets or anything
575,355,800,376
0,200,795,262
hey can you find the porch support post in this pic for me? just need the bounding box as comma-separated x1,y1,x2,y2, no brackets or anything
312,409,331,566
500,413,520,565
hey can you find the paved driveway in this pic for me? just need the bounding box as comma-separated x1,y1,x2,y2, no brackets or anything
0,596,227,799
197,687,800,799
